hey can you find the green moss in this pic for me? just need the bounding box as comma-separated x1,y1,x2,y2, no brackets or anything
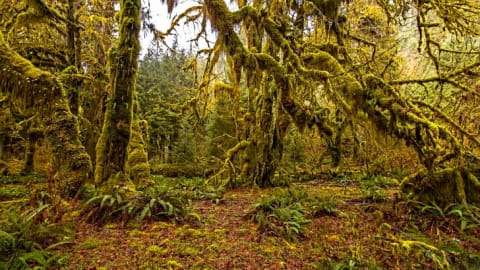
0,230,14,255
401,167,480,207
180,246,200,256
95,0,142,191
146,244,169,255
0,31,91,198
80,237,105,250
127,120,151,187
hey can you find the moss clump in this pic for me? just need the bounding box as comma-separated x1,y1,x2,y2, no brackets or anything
127,120,152,187
401,167,480,207
80,237,105,250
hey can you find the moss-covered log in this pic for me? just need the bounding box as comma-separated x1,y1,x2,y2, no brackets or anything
151,163,210,178
0,31,92,198
401,167,480,207
94,0,148,192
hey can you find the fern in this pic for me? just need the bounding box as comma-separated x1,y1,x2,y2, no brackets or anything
82,184,197,224
248,187,312,242
0,205,72,269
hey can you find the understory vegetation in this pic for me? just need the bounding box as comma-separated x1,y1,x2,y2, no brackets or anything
2,175,480,269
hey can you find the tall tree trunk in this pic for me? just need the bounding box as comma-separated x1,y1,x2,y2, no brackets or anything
0,32,92,198
66,0,82,115
241,77,290,187
95,0,151,191
205,0,292,187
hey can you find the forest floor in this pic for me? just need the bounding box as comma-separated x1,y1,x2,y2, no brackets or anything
2,174,480,269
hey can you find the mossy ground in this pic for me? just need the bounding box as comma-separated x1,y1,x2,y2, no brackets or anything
1,175,480,269
63,181,480,268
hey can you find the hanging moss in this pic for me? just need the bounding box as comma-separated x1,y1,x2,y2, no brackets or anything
0,31,92,198
203,0,353,187
311,0,342,19
201,0,480,204
361,74,465,170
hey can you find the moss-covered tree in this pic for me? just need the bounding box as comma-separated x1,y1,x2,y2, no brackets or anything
94,0,152,192
0,0,114,178
163,0,480,204
0,31,92,197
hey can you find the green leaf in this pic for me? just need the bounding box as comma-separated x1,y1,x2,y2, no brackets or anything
100,195,112,208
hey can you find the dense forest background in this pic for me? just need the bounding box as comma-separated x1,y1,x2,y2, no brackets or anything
1,0,480,268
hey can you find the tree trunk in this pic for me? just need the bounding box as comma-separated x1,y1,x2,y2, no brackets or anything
94,0,150,191
126,119,152,186
0,32,92,198
240,78,290,187
401,167,480,207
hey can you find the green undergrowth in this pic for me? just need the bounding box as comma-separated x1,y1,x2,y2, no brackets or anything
2,174,480,269
0,174,46,185
412,200,480,233
0,204,72,269
248,187,343,242
48,176,480,269
0,174,47,201
153,175,225,202
360,175,398,202
82,176,224,225
376,222,480,269
82,184,200,225
0,184,30,201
